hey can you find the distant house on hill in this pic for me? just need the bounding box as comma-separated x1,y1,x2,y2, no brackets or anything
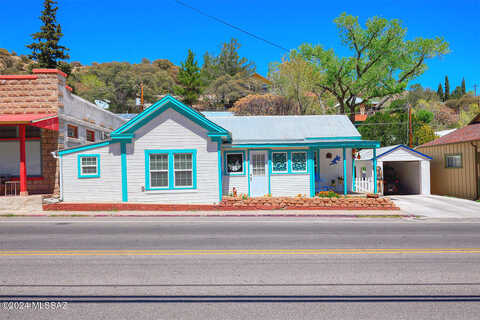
416,114,480,200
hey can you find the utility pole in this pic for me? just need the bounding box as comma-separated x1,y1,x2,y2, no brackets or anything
140,82,144,106
474,84,478,97
408,104,413,148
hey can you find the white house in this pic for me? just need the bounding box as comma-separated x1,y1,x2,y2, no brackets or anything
57,96,380,204
355,144,432,195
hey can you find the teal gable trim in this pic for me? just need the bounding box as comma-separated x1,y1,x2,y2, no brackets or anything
144,149,197,191
59,141,112,156
224,151,246,176
305,136,362,141
112,95,230,138
77,154,100,179
120,143,128,202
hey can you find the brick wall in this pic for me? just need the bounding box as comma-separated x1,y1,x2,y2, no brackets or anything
0,69,65,114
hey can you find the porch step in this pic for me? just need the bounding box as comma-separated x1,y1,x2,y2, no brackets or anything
0,195,43,212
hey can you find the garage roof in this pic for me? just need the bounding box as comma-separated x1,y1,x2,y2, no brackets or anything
358,144,432,161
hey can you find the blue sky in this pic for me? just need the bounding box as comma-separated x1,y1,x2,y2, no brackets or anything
1,0,479,92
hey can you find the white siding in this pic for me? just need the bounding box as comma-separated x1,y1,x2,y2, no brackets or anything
318,148,352,193
61,143,122,202
420,160,431,195
126,108,219,204
222,175,248,196
271,174,309,197
380,147,427,162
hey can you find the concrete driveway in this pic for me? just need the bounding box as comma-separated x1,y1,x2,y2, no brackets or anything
390,194,480,218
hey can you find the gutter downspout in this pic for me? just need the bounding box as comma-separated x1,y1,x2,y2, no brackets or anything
51,151,63,201
471,142,479,200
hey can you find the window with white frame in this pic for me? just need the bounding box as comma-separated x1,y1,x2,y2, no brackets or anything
78,155,99,178
174,153,193,187
150,154,169,187
225,152,244,174
291,151,307,172
445,154,462,168
272,152,288,173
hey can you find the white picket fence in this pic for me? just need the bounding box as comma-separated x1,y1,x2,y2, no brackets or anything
354,177,374,193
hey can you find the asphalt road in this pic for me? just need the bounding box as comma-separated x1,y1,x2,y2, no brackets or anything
1,217,480,319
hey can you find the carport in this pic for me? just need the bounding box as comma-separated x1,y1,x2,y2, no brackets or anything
355,145,432,195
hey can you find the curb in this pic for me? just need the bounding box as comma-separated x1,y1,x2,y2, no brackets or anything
0,213,415,218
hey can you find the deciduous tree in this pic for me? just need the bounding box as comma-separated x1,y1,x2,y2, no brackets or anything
297,13,449,122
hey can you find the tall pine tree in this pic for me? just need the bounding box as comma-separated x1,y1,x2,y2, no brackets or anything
444,75,450,101
461,78,466,95
175,49,202,106
26,0,70,71
437,83,444,101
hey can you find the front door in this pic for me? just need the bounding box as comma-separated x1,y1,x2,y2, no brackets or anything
250,151,268,197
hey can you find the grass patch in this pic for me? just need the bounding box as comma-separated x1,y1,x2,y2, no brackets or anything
0,214,16,217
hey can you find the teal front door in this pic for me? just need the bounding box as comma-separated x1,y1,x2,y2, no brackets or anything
250,151,268,197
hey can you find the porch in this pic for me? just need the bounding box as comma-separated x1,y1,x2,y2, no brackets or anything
0,114,59,196
222,139,380,198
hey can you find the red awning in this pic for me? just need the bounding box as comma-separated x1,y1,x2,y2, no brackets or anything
0,114,58,130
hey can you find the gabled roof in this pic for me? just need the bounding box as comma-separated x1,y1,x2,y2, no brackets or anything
419,122,480,148
358,144,432,160
204,114,361,144
112,95,230,138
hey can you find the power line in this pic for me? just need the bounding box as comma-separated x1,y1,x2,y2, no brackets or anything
175,1,290,52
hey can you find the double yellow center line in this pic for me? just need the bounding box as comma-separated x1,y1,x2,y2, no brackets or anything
1,248,480,256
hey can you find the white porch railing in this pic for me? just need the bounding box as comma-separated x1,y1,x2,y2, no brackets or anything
354,177,374,193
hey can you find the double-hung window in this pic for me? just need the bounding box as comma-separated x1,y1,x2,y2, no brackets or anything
146,150,196,190
78,154,100,178
150,154,169,188
174,153,193,187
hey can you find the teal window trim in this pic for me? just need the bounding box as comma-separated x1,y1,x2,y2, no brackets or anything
224,151,246,176
267,149,310,175
145,149,197,191
270,151,288,174
290,150,308,173
77,154,100,179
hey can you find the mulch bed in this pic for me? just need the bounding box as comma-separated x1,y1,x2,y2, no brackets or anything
43,196,399,211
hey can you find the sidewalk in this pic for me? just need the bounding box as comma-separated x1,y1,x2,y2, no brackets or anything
0,209,413,218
